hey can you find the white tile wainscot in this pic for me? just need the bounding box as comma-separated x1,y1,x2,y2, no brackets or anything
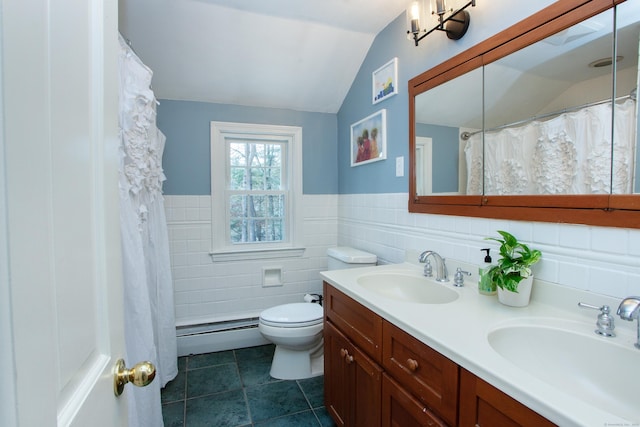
337,193,640,300
164,194,338,351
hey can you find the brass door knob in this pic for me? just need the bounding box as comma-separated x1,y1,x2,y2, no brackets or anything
113,359,156,396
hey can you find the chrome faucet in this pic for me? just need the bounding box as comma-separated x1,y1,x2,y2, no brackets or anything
617,297,640,349
419,250,449,282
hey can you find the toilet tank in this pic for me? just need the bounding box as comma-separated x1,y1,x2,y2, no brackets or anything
327,246,377,270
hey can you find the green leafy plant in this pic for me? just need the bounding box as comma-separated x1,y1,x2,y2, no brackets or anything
485,231,542,293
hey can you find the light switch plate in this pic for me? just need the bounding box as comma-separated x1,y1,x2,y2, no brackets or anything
396,156,404,177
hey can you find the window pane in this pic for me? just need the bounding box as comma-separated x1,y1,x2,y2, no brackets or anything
266,194,284,216
229,143,248,166
250,144,265,167
250,195,265,217
250,168,265,189
229,195,248,218
267,145,282,167
230,219,246,243
228,194,285,243
229,167,247,190
229,141,284,191
265,167,281,190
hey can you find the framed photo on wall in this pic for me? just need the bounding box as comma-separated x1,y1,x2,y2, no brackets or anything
372,57,398,104
350,109,387,167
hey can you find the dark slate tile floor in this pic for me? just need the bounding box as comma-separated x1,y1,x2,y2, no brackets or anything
161,344,336,427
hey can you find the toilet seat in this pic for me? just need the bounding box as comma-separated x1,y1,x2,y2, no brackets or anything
259,303,323,328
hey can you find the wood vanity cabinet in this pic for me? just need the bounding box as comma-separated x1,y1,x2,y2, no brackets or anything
324,282,555,427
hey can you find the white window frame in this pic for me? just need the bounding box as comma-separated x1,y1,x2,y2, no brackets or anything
209,121,304,261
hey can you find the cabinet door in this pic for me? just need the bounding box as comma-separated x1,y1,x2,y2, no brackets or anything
324,282,383,362
325,321,383,427
382,374,447,427
350,334,383,427
383,320,459,425
459,369,556,427
325,321,351,427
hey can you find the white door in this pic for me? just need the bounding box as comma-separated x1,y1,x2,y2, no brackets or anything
415,137,433,195
2,0,133,425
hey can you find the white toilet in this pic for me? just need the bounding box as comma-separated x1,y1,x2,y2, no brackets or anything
258,246,377,380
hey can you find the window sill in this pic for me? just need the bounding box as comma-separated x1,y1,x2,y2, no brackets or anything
208,247,306,262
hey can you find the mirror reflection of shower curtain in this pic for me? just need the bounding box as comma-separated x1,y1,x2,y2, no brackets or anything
464,99,637,195
118,35,178,427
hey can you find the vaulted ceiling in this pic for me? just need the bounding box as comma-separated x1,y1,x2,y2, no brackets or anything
119,0,408,113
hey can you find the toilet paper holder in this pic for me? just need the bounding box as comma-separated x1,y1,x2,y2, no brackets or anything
304,293,323,306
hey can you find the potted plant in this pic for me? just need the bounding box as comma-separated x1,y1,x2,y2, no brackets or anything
485,230,542,307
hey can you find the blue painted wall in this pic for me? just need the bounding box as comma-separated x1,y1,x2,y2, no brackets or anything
337,15,416,194
337,12,481,194
157,100,338,195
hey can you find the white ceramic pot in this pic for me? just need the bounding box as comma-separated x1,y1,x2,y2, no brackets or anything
497,275,533,307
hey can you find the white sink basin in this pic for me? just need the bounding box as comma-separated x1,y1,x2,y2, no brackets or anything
356,273,459,304
488,320,640,422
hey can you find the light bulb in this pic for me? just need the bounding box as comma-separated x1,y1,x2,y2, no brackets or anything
431,0,446,15
410,1,421,20
409,1,421,33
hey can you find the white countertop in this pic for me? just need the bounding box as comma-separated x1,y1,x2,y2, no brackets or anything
320,261,639,427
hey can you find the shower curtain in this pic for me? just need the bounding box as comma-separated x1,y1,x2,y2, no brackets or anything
464,99,637,195
118,35,178,427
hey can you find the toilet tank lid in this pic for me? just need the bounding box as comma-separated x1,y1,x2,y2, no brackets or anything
327,246,377,264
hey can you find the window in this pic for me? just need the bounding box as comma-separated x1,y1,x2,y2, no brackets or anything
210,122,304,260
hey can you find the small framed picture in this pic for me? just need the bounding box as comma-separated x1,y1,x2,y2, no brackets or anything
350,109,387,167
372,57,398,104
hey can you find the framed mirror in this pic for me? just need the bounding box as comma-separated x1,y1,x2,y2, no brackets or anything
409,0,640,228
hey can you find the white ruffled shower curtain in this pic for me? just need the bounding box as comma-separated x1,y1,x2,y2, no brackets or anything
118,35,178,427
465,99,637,195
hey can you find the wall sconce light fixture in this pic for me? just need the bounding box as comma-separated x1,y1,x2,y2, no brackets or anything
407,0,476,46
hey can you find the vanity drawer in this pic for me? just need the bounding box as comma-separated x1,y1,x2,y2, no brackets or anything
382,320,459,426
324,282,383,363
382,373,448,427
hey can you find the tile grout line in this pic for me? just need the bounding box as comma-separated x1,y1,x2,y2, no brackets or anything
233,348,255,426
182,356,188,427
296,380,324,427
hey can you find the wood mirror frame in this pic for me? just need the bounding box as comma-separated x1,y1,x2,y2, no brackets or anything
408,0,640,228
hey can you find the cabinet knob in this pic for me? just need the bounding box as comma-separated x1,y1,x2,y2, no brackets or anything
407,358,419,372
340,348,354,363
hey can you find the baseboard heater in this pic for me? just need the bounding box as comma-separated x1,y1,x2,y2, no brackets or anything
176,317,269,357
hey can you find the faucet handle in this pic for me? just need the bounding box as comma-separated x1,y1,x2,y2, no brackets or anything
453,268,471,287
423,259,433,277
578,302,616,337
